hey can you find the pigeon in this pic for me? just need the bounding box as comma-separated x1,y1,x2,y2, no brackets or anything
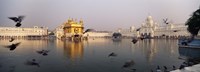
122,60,135,68
163,66,169,72
156,66,162,72
8,16,25,27
163,18,169,24
9,37,15,42
4,42,21,51
163,66,167,69
83,29,94,34
108,52,117,57
131,68,136,72
136,28,141,31
172,65,176,70
42,52,48,56
132,38,138,44
179,64,185,70
182,62,189,67
25,59,40,67
173,30,178,32
151,69,153,72
36,50,44,54
36,50,50,56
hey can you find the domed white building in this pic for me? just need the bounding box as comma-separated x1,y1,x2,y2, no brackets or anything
137,15,190,38
139,16,159,38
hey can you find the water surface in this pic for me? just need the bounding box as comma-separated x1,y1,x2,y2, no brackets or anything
0,39,185,72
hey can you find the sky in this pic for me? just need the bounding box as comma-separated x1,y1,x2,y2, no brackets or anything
0,0,199,31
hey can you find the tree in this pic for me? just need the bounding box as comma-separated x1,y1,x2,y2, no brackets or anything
185,7,200,41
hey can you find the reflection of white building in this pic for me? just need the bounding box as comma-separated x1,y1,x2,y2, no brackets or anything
137,15,190,38
0,26,48,38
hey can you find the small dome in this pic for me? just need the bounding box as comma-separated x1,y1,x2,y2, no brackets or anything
147,16,153,21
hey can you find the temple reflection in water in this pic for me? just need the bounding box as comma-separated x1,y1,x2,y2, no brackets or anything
63,41,84,60
55,39,84,61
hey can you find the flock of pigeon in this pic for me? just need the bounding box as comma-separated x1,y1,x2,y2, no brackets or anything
108,52,181,72
152,65,176,72
3,16,25,51
111,37,194,72
108,52,136,71
2,16,50,67
131,37,146,44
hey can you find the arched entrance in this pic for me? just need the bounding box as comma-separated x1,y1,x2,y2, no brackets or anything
72,34,82,42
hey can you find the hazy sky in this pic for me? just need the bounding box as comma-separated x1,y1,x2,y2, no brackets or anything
0,0,199,31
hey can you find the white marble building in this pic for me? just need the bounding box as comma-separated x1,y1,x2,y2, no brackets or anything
54,23,65,39
137,16,191,38
116,15,192,38
139,16,159,37
115,26,137,37
0,26,48,38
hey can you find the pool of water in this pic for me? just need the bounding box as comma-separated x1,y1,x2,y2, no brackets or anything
0,39,186,72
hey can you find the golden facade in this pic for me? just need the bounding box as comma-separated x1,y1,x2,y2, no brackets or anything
63,18,84,38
